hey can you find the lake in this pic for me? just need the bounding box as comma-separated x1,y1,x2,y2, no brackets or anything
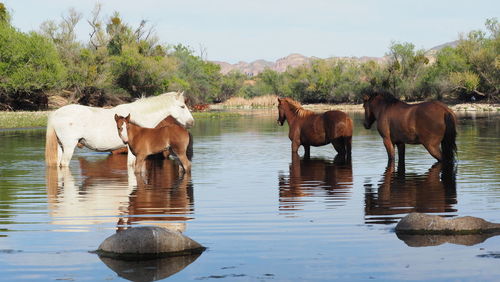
0,111,499,281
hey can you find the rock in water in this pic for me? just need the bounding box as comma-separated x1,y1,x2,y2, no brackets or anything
395,213,500,235
96,226,206,260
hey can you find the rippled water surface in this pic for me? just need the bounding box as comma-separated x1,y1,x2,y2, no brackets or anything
0,111,499,281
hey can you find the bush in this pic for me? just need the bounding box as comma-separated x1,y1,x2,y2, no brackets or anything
0,24,65,109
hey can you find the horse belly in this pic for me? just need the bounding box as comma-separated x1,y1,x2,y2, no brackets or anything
300,128,327,146
82,111,126,151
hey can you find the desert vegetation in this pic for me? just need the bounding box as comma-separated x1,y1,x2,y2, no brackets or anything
0,3,498,111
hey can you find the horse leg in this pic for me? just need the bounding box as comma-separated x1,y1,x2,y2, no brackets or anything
332,138,346,156
57,143,63,166
423,142,443,162
59,138,78,167
303,145,311,159
127,145,136,166
345,136,352,161
177,154,191,175
291,139,301,155
382,137,395,162
133,155,144,172
396,143,405,165
171,145,191,174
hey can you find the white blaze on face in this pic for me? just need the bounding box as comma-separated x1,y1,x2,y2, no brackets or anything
119,122,128,143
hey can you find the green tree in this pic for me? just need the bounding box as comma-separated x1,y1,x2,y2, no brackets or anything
385,42,430,100
218,70,246,102
0,24,65,109
110,44,177,98
0,2,10,25
455,18,499,101
170,44,222,103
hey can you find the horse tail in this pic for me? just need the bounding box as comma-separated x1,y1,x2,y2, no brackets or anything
186,132,194,161
441,111,457,164
45,119,59,167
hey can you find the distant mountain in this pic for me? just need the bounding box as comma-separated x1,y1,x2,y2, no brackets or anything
427,40,460,52
212,42,457,75
213,53,386,75
212,59,274,76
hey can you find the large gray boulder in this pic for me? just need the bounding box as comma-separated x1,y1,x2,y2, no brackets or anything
96,226,206,260
395,213,500,235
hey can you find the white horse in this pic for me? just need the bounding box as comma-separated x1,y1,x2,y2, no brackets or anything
45,91,194,167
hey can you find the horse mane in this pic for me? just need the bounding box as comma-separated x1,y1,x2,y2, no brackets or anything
365,90,400,105
127,91,180,114
281,97,315,117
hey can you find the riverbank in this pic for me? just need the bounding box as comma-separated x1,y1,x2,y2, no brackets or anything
0,102,498,129
212,95,500,113
0,111,241,129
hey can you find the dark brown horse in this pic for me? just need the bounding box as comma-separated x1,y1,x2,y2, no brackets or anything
114,114,192,175
363,91,457,164
277,97,353,160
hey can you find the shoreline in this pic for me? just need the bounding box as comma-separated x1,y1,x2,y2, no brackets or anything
211,102,500,113
0,102,498,129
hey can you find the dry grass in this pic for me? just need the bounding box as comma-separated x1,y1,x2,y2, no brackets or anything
215,95,279,109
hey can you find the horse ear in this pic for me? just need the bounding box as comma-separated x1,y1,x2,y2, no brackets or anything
125,114,130,122
114,114,119,122
277,97,282,104
363,95,369,102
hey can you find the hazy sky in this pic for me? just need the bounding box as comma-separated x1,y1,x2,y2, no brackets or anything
3,0,499,63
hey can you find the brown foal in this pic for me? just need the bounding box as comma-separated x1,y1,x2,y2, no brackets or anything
114,114,192,174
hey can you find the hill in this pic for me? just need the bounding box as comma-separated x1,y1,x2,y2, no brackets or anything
212,41,458,75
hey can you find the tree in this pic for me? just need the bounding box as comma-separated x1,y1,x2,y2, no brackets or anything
170,44,222,103
384,42,430,100
0,24,65,109
0,2,10,25
455,18,499,101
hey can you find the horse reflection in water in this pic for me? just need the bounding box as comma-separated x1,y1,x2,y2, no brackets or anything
117,158,194,232
364,163,457,224
279,154,353,214
45,154,193,232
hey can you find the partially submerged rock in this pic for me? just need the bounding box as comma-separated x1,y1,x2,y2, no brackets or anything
395,213,500,235
96,226,206,260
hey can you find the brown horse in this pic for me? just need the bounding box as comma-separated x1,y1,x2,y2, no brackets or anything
114,114,192,174
363,91,457,164
277,97,353,160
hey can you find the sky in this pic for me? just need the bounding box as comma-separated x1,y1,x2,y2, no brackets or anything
3,0,499,64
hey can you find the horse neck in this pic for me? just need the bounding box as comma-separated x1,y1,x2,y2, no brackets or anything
283,103,300,125
125,122,143,144
373,97,402,119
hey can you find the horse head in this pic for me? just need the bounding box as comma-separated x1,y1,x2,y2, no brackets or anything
277,98,286,126
169,92,195,128
114,114,130,144
362,94,377,129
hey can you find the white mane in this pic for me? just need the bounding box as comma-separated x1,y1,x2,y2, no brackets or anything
113,91,183,127
127,92,180,113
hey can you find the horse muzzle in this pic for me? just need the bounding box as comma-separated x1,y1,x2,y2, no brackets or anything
185,119,195,128
363,121,371,129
